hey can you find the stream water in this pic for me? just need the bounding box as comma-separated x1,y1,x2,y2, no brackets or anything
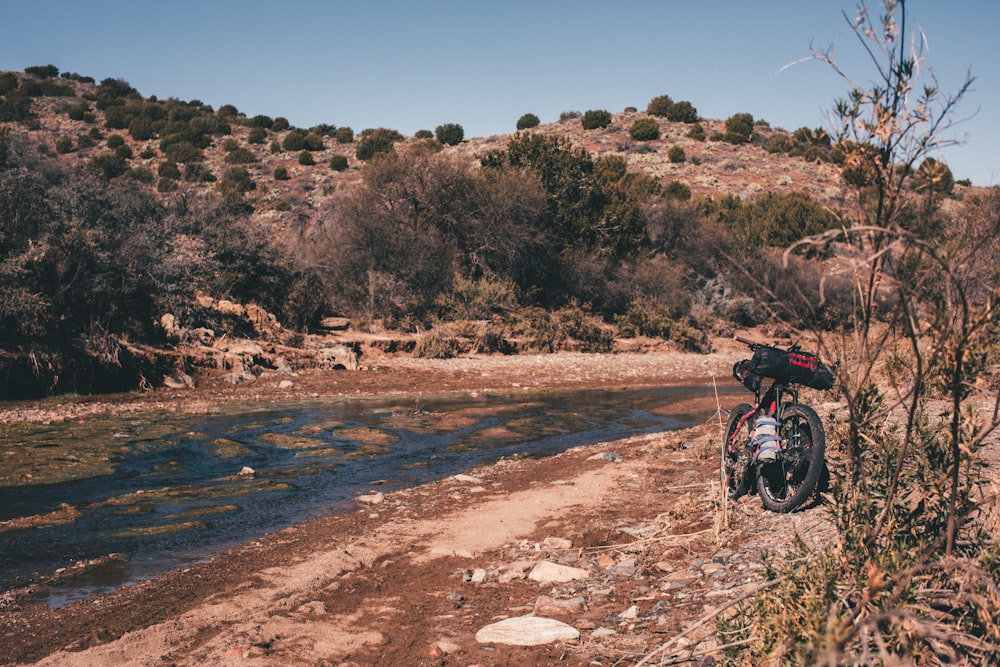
0,385,736,606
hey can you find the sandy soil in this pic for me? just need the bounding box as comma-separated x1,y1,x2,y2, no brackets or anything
0,344,840,666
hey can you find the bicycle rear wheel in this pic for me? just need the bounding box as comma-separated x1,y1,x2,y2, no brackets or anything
757,403,826,513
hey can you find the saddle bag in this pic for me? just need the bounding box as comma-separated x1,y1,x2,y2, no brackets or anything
734,345,835,391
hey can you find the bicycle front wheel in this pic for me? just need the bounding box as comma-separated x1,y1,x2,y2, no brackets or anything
721,403,753,499
757,403,826,513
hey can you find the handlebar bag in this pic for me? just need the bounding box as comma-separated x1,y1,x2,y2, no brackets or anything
744,345,835,390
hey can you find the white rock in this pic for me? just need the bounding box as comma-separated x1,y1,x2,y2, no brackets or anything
528,561,591,583
356,492,385,505
452,474,482,484
237,466,255,477
542,536,573,550
475,615,580,646
278,379,294,389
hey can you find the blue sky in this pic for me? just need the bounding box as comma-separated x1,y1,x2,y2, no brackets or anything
2,0,997,185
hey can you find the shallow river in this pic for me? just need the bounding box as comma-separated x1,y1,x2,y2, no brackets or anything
0,385,736,606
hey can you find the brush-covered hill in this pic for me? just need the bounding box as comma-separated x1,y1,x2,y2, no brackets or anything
0,66,977,399
2,69,851,234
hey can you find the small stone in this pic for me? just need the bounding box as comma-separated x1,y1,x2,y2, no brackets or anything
237,466,255,477
431,639,462,655
534,595,585,618
542,537,573,550
469,568,488,584
278,379,294,389
452,474,482,483
619,605,640,619
356,492,385,505
528,561,591,583
476,616,580,646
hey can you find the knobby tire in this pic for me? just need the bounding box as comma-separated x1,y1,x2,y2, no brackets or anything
757,403,825,513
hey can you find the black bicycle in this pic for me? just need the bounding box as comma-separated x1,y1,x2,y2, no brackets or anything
722,336,835,513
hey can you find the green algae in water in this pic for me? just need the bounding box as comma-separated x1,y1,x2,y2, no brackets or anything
113,520,205,538
166,505,240,520
293,447,347,459
0,412,192,487
257,432,326,449
333,427,398,446
293,420,344,435
206,438,253,458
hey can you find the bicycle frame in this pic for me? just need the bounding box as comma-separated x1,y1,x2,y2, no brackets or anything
726,381,798,452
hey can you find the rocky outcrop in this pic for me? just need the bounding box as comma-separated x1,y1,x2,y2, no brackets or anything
158,297,361,387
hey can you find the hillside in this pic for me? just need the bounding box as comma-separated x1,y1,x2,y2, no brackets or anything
5,70,849,235
0,66,978,400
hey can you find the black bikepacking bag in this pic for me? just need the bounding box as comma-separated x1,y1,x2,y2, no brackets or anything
737,345,835,391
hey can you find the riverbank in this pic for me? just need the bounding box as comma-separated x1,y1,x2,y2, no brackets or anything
0,344,839,666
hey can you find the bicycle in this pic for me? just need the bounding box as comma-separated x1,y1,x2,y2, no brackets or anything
721,336,835,513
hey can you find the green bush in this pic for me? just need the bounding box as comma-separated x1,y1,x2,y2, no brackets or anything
282,129,306,151
414,129,433,139
25,64,59,79
157,176,178,192
275,200,291,211
224,147,258,164
335,126,354,143
559,111,581,121
247,127,267,144
0,72,19,95
274,166,289,180
581,109,612,130
668,145,686,163
90,152,129,179
127,116,156,141
435,123,464,145
723,112,754,143
629,117,660,141
282,128,323,151
67,102,95,123
355,128,399,160
248,114,273,129
666,100,698,123
516,113,540,130
329,154,349,171
183,162,215,182
106,134,125,149
125,167,154,183
158,160,181,179
216,104,239,119
297,150,314,166
271,117,290,131
663,181,691,201
162,141,203,163
55,137,74,154
646,95,674,117
218,167,255,194
222,138,240,151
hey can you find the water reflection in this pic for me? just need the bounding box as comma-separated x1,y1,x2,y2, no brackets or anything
0,385,734,605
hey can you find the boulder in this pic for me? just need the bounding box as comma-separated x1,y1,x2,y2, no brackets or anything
319,316,351,331
317,345,359,371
